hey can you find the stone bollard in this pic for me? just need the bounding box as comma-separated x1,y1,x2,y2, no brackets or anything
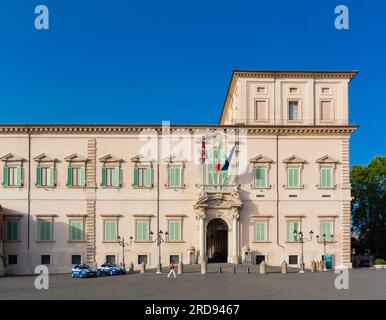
218,267,222,274
320,260,325,272
259,261,267,274
246,267,250,274
316,261,320,271
128,262,134,273
311,260,316,272
178,261,183,275
281,261,288,274
201,262,207,274
140,262,146,274
233,267,236,274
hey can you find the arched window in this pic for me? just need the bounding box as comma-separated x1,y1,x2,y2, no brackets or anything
206,148,229,186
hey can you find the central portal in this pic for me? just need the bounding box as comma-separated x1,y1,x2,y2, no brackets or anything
206,218,228,263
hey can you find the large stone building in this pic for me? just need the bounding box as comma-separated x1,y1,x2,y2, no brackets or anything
0,70,357,275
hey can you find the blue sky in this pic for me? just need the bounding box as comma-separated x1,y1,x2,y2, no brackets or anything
0,0,385,165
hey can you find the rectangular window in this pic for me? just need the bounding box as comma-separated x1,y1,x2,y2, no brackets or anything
320,101,333,121
104,220,117,241
67,166,86,187
287,221,299,241
168,220,181,241
138,255,148,265
168,167,181,187
255,100,267,121
255,167,267,188
106,255,116,264
287,167,300,188
254,221,266,241
102,167,120,187
6,220,19,241
255,255,265,264
288,101,299,121
8,255,17,265
38,220,52,241
320,167,333,188
3,165,22,187
321,221,333,241
41,255,51,265
289,255,298,265
169,255,179,264
36,166,55,187
71,255,81,265
133,167,152,187
70,220,84,241
136,220,150,241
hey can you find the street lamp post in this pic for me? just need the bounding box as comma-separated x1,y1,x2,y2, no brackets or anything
293,230,314,274
117,235,133,270
316,233,334,271
150,230,169,274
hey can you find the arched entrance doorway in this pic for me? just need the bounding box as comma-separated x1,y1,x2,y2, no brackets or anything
206,218,228,263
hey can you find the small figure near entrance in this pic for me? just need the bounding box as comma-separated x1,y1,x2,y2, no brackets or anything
167,263,176,278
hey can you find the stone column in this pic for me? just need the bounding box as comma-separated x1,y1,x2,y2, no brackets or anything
230,211,240,264
197,210,206,264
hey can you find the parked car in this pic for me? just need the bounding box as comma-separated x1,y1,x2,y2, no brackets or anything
98,263,126,276
71,264,99,278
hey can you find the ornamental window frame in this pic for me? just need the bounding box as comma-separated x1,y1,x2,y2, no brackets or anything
99,154,123,188
249,155,273,189
283,155,307,189
1,153,25,188
316,155,339,189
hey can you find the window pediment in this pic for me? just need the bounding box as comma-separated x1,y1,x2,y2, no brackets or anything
316,155,339,164
33,153,58,163
0,153,25,163
65,153,88,163
99,154,123,164
282,155,306,164
249,154,273,164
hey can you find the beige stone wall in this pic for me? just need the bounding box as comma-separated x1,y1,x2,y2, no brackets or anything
0,127,355,274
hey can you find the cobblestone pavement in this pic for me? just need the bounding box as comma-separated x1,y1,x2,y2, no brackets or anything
0,265,385,300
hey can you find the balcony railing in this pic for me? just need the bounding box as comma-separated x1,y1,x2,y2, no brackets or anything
198,184,238,193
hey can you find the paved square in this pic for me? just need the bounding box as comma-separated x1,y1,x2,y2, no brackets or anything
0,266,385,300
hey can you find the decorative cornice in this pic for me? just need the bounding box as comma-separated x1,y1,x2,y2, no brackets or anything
0,124,358,135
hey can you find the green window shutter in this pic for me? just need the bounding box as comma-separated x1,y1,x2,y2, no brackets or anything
15,166,22,186
170,168,180,187
70,221,83,241
255,168,267,188
145,167,152,187
321,168,332,188
288,168,299,188
168,220,181,241
3,165,9,186
49,166,56,187
40,221,52,241
67,166,73,186
288,222,298,241
104,220,117,241
322,221,332,241
79,166,86,186
133,167,139,186
36,166,42,186
207,165,215,186
255,222,265,241
136,221,149,241
136,221,143,240
6,220,18,241
113,167,121,187
101,167,107,187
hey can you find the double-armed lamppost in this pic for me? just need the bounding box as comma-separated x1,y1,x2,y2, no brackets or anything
150,230,169,274
293,230,314,273
117,235,133,270
316,233,334,271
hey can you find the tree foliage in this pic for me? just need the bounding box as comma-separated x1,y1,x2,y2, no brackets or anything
351,156,386,258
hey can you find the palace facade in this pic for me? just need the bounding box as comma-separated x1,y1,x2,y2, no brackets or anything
0,70,357,275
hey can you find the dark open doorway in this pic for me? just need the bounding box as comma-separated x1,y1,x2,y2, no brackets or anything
206,218,228,263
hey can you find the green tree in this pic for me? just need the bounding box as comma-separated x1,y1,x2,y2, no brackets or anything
351,156,386,258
